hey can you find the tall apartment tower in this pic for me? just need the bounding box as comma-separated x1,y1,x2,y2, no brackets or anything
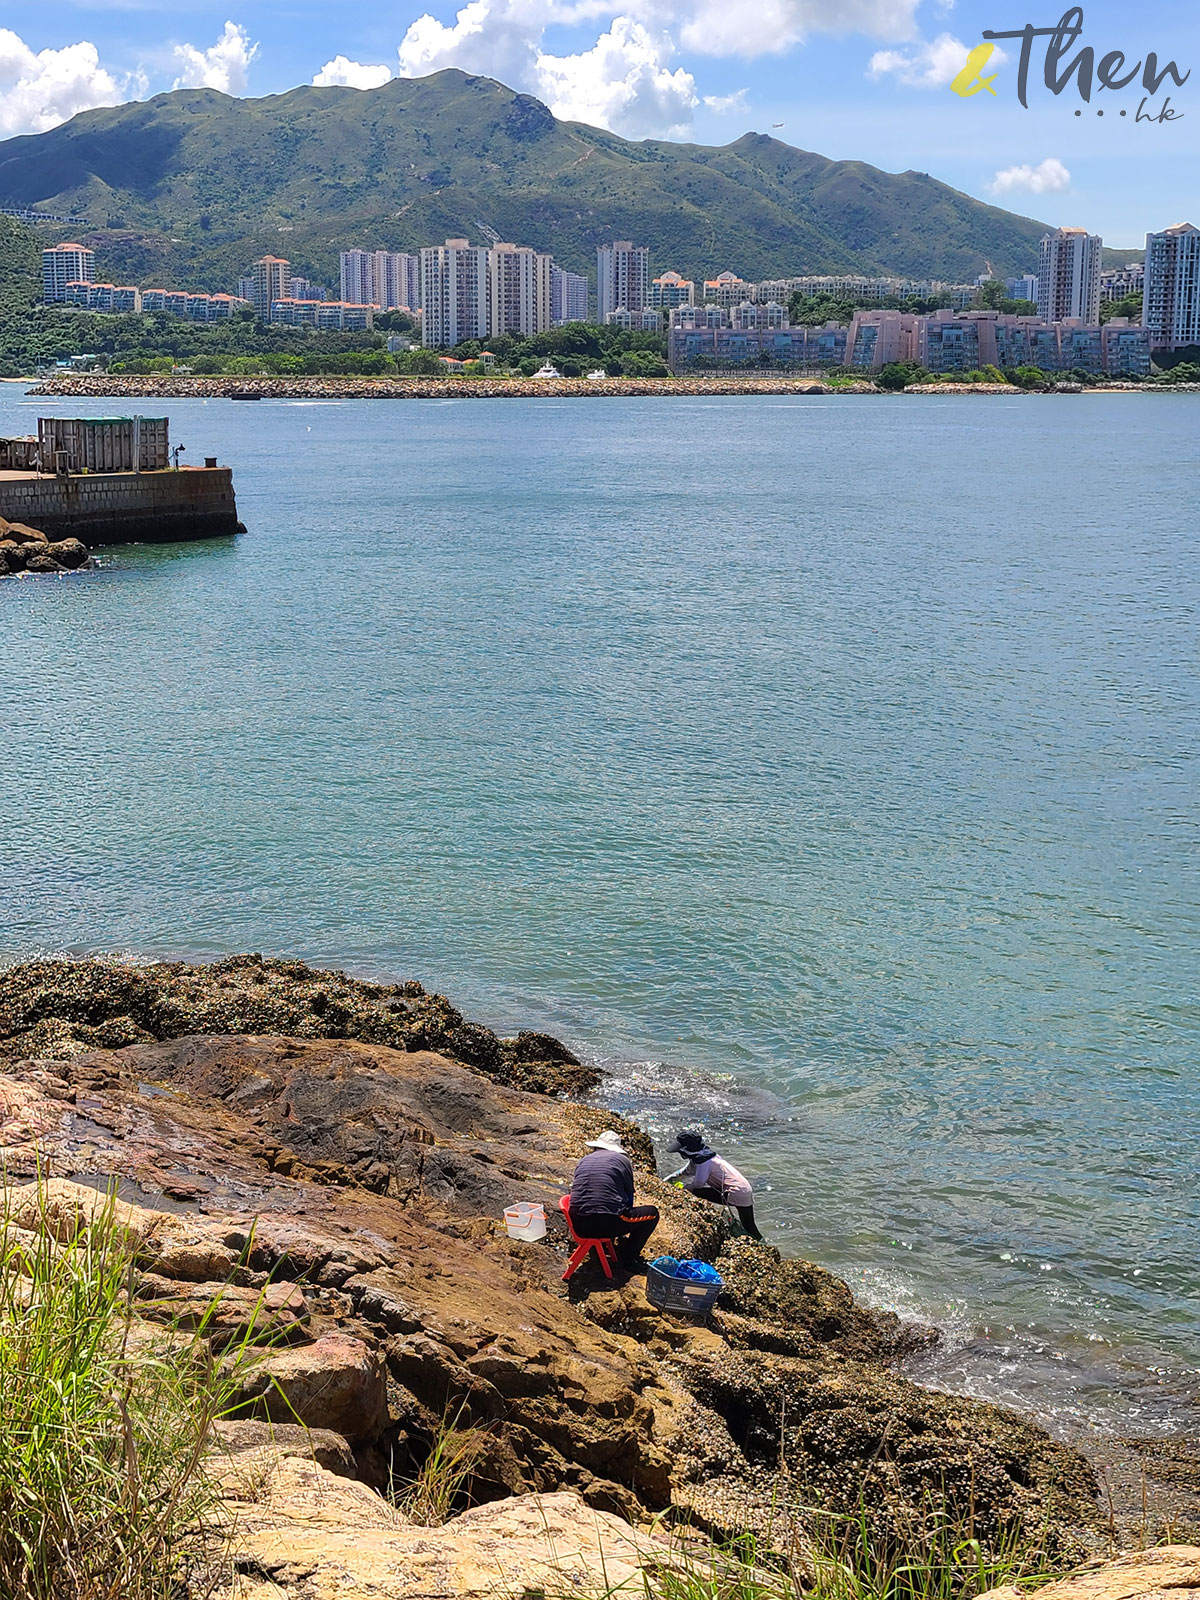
1036,228,1102,323
1143,223,1200,350
340,250,373,306
550,264,588,324
372,250,420,311
596,241,649,321
419,239,489,347
42,243,96,303
488,243,551,337
250,256,291,317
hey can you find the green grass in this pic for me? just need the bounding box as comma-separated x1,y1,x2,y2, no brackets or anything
390,1400,494,1526
0,1179,269,1600
570,1490,1060,1600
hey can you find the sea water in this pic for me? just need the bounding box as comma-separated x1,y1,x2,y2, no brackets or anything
2,386,1197,1438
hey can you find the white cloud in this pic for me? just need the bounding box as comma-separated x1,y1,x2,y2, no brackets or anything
679,0,921,59
991,157,1071,195
398,0,697,137
868,31,997,87
537,19,697,137
703,87,748,113
313,55,392,89
172,21,258,94
0,28,123,134
395,0,928,133
398,0,548,87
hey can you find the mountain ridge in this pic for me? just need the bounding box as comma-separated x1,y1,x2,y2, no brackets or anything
0,70,1054,292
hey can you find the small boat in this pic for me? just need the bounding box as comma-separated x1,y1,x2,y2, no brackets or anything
229,391,263,401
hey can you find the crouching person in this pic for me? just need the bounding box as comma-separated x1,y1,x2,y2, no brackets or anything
665,1129,763,1240
568,1130,659,1269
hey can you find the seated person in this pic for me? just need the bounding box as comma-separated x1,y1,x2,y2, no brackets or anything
568,1130,659,1269
664,1129,763,1240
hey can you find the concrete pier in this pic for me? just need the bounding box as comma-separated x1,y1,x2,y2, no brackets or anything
0,465,242,546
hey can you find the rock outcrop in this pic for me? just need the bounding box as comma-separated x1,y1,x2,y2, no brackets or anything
0,956,1105,1576
0,519,92,574
980,1548,1200,1600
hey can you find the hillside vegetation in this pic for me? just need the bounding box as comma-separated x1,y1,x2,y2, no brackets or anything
0,71,1051,293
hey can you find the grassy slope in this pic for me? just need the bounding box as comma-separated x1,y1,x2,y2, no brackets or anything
0,71,1051,292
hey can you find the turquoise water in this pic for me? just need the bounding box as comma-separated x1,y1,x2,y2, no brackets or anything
2,386,1198,1437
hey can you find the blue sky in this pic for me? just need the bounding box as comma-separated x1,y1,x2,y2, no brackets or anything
0,0,1195,248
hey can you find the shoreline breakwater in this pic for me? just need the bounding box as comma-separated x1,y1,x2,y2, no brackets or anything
1,952,1197,1565
26,374,1180,402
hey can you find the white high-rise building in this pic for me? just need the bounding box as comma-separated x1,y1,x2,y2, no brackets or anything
249,256,291,318
340,250,373,306
1037,228,1102,323
550,264,588,324
371,250,420,311
1143,223,1200,350
488,243,551,337
419,239,489,347
340,250,420,310
43,243,95,303
597,240,649,321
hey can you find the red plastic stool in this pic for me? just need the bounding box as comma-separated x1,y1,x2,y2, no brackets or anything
559,1195,618,1281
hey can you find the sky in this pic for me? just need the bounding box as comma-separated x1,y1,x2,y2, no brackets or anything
0,0,1195,248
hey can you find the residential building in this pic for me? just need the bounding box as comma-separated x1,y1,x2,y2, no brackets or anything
550,264,588,324
268,300,373,329
604,307,661,331
488,243,551,336
64,281,141,313
340,250,372,306
702,271,748,308
1101,319,1153,376
43,243,95,302
1037,228,1102,323
269,300,374,330
237,276,256,304
671,304,729,330
139,289,247,322
1142,223,1200,350
289,277,328,302
342,249,421,311
249,256,291,318
1006,274,1039,303
730,300,786,330
1100,263,1143,303
649,271,695,309
596,241,649,321
419,240,489,346
668,322,845,371
845,310,920,368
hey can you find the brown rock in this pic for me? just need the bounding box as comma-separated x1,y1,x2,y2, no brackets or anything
219,1479,679,1600
212,1418,357,1476
45,538,89,569
3,523,48,544
135,1272,310,1347
23,553,64,573
979,1547,1200,1600
233,1333,389,1442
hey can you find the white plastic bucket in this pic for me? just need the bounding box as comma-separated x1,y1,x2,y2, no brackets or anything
503,1202,546,1242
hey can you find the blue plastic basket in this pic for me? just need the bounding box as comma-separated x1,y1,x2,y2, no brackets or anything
646,1260,722,1315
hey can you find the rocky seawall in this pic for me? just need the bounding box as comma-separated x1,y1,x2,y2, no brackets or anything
24,376,1172,401
1,955,1195,1597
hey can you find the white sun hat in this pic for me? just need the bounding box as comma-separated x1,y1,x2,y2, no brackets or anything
585,1130,626,1153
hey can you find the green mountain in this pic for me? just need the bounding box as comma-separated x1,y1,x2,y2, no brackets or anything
0,70,1052,293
